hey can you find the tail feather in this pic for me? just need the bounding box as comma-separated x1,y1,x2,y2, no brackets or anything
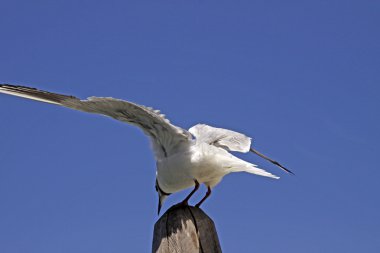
223,154,280,179
243,165,280,179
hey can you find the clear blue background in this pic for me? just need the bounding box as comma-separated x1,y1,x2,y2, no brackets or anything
0,1,379,252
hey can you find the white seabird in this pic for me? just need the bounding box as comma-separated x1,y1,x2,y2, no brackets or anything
0,84,293,214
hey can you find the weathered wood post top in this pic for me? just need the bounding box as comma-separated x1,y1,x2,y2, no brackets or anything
152,205,222,253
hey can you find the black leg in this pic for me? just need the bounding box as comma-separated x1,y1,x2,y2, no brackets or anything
181,180,200,205
195,186,212,208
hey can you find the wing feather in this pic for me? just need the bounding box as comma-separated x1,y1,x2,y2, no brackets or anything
189,124,251,152
0,84,191,158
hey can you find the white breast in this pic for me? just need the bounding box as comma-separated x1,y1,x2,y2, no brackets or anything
156,143,232,193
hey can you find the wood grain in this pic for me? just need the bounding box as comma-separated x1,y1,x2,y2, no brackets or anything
152,205,222,253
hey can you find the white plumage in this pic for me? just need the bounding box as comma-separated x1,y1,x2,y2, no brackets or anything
0,84,292,213
189,124,252,152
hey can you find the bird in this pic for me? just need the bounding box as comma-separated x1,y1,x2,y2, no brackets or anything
0,84,293,214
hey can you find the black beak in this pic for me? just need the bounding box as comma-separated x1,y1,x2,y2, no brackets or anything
250,148,294,175
158,199,162,215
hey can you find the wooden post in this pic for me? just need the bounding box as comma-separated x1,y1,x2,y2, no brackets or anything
152,205,222,253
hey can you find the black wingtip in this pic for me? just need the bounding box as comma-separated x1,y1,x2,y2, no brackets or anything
274,161,295,175
0,83,77,104
0,83,38,90
250,148,295,175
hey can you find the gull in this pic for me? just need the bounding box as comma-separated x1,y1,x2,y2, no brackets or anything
0,84,293,214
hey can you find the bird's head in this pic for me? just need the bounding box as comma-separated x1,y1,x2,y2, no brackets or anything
155,180,170,215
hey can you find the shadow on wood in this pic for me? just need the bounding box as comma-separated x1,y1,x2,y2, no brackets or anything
152,205,222,253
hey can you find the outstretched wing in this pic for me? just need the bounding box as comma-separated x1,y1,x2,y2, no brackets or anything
189,124,251,152
0,84,191,159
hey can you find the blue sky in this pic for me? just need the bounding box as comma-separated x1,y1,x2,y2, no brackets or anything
0,0,379,252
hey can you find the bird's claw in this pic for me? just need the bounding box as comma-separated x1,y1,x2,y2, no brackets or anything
173,200,189,207
179,200,188,206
